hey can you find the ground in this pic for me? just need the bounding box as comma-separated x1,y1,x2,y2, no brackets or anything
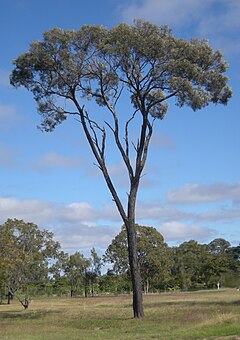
0,289,240,339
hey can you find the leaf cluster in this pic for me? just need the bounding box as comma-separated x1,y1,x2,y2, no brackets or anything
10,20,232,132
0,219,62,295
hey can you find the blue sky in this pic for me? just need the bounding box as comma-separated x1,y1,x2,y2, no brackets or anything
0,0,239,254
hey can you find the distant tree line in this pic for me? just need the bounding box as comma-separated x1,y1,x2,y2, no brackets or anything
0,219,239,308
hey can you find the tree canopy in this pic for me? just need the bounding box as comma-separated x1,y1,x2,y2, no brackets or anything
11,20,232,132
0,219,61,308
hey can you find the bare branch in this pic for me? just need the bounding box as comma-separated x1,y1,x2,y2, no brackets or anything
141,118,154,169
71,94,128,224
113,84,124,109
83,111,106,158
125,109,138,158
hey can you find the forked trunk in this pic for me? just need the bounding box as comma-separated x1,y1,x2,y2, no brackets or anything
78,108,144,317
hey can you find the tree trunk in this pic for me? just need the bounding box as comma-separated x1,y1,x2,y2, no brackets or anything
126,181,144,318
91,281,94,297
22,298,29,309
84,282,88,298
77,106,145,317
126,221,144,318
146,278,149,295
7,291,13,305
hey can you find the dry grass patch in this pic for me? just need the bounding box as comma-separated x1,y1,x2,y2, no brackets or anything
0,290,240,339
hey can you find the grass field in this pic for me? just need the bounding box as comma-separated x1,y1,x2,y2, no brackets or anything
0,289,240,339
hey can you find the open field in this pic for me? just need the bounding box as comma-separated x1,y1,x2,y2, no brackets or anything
0,289,240,339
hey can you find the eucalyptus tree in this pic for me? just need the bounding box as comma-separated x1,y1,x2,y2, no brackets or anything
87,247,102,296
63,251,90,297
10,20,232,317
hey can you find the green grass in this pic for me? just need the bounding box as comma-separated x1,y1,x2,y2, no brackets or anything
0,289,240,339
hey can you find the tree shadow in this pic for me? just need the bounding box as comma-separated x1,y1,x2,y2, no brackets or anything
0,309,62,320
145,299,240,309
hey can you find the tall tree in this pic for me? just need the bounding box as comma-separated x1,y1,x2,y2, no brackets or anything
10,20,232,317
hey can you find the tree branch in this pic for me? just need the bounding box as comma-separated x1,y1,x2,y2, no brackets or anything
71,93,128,224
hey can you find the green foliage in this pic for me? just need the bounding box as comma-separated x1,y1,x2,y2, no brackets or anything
208,238,231,256
11,20,232,132
104,225,172,291
60,248,102,297
1,216,239,301
0,219,62,308
0,226,20,291
86,247,102,296
171,239,240,290
226,244,240,263
99,271,131,295
104,233,239,292
170,240,208,290
62,251,90,297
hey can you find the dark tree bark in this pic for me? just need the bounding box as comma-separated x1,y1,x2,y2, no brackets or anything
7,291,13,305
125,178,144,317
21,298,29,310
126,222,144,317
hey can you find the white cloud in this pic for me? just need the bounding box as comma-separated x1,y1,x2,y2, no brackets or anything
0,192,239,249
0,197,121,249
197,1,240,54
121,0,207,27
151,133,175,150
0,143,17,168
55,223,118,250
0,69,10,87
167,182,240,204
32,152,82,170
136,200,192,221
0,197,58,225
159,221,215,242
107,163,129,187
60,202,99,224
0,104,19,130
197,1,240,36
0,197,118,226
121,0,240,54
195,208,240,224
